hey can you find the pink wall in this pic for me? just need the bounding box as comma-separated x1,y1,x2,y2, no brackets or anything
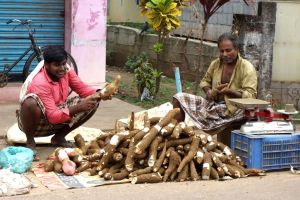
65,0,106,86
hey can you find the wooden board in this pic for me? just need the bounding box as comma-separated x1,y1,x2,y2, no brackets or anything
228,98,270,109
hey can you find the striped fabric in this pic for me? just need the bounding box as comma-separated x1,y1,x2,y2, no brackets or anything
17,94,99,137
173,92,244,131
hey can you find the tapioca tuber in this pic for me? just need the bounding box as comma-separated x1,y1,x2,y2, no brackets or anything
44,160,55,172
113,152,124,162
76,161,92,173
243,168,266,176
84,152,103,162
177,135,200,172
128,112,135,131
163,150,181,182
112,169,130,180
202,152,213,180
53,160,63,173
129,166,153,177
55,148,76,176
97,130,130,170
195,148,204,165
217,142,234,157
210,167,219,180
89,167,98,176
171,122,185,139
157,137,193,151
133,113,151,142
74,134,89,155
135,108,180,155
183,144,190,153
153,140,167,172
98,168,109,177
166,147,175,157
183,125,194,137
177,163,189,182
87,75,122,101
204,141,218,152
160,119,178,136
99,75,121,100
147,135,163,167
149,117,161,125
125,138,135,172
131,173,162,184
189,160,199,181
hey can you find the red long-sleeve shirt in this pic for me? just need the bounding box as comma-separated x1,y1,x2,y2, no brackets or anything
27,67,96,124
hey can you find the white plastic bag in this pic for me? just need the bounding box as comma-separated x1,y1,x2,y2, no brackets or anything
0,169,35,196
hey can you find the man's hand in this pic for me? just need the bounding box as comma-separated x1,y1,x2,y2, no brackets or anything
219,86,230,95
80,99,97,111
206,89,217,101
216,83,228,91
219,87,242,98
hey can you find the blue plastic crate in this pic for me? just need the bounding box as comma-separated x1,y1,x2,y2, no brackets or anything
231,131,300,170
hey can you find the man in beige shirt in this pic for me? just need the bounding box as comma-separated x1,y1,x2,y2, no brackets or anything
173,33,257,133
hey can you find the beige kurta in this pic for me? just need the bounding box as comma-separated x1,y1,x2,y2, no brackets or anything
200,55,257,116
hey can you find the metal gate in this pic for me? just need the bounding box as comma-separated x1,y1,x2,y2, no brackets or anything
0,0,65,75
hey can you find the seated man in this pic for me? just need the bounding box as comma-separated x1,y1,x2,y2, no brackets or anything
17,45,104,158
173,33,257,140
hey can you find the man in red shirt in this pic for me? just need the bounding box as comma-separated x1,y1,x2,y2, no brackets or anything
17,46,101,158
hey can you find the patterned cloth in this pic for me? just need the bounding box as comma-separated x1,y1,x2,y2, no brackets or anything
17,93,99,137
173,93,244,131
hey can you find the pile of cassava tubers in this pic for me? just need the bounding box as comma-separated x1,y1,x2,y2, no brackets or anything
43,108,265,183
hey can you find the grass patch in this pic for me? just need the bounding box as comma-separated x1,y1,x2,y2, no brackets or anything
106,69,202,109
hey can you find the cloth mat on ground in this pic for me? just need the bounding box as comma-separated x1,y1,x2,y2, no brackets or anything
6,123,105,145
32,164,130,190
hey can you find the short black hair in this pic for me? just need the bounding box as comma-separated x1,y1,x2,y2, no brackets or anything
217,33,240,49
43,45,67,63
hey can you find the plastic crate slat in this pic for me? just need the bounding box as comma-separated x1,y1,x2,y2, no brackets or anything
231,131,300,170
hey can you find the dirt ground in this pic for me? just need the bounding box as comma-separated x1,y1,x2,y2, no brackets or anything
3,170,300,200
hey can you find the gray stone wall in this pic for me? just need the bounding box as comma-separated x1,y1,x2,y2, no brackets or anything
233,1,300,108
173,0,259,41
107,25,219,80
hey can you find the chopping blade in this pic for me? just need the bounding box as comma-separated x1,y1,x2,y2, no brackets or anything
240,121,295,134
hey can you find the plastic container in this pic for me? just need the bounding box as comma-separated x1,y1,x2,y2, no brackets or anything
231,131,300,170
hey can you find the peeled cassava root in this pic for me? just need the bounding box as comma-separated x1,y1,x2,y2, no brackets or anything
43,108,265,182
69,75,121,127
87,75,122,101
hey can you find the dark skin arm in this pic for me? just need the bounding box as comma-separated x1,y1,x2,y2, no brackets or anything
203,85,242,101
219,87,242,98
69,98,99,116
203,86,214,101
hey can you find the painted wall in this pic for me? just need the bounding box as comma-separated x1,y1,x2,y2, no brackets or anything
65,0,106,86
272,1,300,82
108,0,146,23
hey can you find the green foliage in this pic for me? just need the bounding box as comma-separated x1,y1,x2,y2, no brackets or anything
124,52,163,99
140,0,184,35
153,42,164,53
124,52,148,73
134,61,157,98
